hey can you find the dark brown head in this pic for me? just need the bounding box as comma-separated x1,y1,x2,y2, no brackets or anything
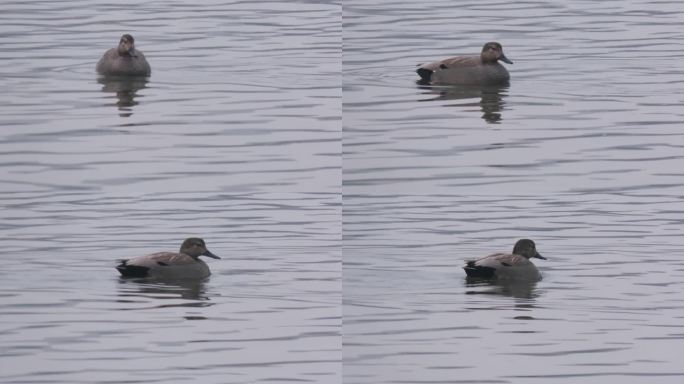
180,237,221,259
117,34,138,56
512,239,546,260
481,42,513,64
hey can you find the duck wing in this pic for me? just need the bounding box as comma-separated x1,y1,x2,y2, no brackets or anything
124,252,194,268
419,55,480,71
472,253,527,267
417,55,482,82
438,55,481,68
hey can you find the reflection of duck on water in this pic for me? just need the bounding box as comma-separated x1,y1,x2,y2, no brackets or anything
417,84,509,124
117,278,212,303
97,75,148,114
465,278,540,299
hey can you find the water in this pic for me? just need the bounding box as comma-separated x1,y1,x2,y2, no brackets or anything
3,0,684,383
1,0,340,383
343,0,684,383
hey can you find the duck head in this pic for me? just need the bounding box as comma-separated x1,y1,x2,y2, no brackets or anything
513,239,546,260
117,34,139,57
180,237,221,259
481,42,512,64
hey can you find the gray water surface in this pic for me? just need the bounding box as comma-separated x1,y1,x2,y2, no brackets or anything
3,0,684,383
1,1,341,383
343,0,684,383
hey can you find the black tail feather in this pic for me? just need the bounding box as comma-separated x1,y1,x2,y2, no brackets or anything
463,265,496,278
116,260,150,277
416,67,433,82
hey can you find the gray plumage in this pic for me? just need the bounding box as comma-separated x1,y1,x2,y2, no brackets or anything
116,238,220,279
96,34,151,76
417,42,512,85
463,239,546,281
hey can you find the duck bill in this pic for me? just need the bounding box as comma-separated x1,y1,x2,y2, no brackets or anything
202,250,221,259
499,54,513,64
533,252,547,260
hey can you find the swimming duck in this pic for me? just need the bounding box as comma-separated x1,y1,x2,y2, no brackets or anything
96,34,151,76
417,42,512,85
463,239,546,280
116,238,220,279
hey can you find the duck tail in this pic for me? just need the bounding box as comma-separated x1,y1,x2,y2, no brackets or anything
116,259,150,277
416,67,433,82
463,263,496,278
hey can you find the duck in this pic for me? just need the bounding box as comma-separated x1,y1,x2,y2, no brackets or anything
463,239,546,280
416,42,512,85
96,34,151,76
116,238,220,279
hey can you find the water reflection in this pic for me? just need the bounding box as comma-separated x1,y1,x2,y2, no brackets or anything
417,84,509,123
116,277,214,304
464,277,540,299
97,75,149,117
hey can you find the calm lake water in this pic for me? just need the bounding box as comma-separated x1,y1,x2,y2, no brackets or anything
343,0,684,383
2,0,684,383
1,1,340,383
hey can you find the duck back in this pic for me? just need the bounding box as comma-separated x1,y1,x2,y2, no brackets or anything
463,253,541,281
116,252,210,279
